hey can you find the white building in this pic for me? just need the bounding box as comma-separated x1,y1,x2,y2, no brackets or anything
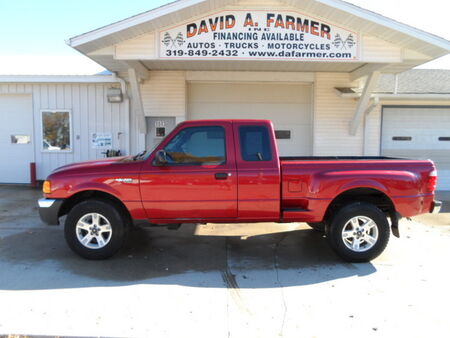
1,0,450,189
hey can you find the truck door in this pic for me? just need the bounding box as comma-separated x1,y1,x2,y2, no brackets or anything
233,121,281,220
140,121,238,221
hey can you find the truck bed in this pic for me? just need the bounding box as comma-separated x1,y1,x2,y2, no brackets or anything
280,156,400,161
280,156,435,222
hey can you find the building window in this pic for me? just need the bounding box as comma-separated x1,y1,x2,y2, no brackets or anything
438,137,450,141
156,127,166,137
41,110,72,151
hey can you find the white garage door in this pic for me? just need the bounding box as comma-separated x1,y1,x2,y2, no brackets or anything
0,94,34,183
382,107,450,190
188,82,312,156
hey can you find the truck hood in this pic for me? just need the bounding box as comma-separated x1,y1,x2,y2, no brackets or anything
52,156,139,174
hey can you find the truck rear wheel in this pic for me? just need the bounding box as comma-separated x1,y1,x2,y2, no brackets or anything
326,202,390,262
64,199,127,260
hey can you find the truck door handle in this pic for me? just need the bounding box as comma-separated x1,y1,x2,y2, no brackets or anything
215,173,231,180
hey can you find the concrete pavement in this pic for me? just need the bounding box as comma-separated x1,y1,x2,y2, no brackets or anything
0,185,449,337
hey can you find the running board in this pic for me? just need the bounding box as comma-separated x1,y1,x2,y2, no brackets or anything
282,208,315,223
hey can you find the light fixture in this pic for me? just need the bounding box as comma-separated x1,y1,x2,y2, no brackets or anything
107,87,123,103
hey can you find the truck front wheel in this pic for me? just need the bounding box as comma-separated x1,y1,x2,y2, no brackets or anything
326,202,390,262
64,199,127,260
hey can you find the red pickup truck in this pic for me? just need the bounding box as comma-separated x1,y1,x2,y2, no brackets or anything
38,119,441,262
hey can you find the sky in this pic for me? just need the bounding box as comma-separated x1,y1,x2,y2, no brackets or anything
0,0,449,74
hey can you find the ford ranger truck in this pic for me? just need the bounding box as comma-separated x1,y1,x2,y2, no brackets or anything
38,120,442,262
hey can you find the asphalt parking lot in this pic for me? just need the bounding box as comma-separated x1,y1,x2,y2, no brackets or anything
0,186,449,337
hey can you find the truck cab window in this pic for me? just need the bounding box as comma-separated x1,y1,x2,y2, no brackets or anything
164,126,226,165
239,126,272,161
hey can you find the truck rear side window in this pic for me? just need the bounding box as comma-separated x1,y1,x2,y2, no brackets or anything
164,126,226,165
239,126,272,161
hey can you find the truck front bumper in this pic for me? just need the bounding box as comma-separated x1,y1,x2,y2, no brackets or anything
38,198,64,225
431,200,442,214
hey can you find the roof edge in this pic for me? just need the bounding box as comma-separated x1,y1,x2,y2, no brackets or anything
67,0,450,54
0,75,118,84
320,0,450,51
66,0,205,48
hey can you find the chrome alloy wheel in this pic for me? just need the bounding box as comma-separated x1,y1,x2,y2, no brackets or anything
341,216,379,252
75,213,112,249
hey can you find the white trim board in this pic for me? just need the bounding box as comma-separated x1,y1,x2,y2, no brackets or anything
0,75,118,83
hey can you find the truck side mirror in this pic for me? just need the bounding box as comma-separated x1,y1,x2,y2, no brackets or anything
154,150,168,166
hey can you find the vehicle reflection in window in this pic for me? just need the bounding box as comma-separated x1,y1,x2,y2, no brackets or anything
41,110,71,151
164,126,226,165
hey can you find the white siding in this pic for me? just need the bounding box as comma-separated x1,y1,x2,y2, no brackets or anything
313,73,363,155
129,71,187,153
141,71,186,117
0,83,129,180
115,32,156,59
361,35,402,63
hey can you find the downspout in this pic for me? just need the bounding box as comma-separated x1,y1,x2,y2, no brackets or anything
394,74,399,95
363,96,380,155
113,72,128,98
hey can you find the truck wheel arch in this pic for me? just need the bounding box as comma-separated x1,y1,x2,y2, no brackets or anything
324,187,396,223
59,190,132,226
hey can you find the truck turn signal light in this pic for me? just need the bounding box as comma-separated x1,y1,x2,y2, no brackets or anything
43,180,52,194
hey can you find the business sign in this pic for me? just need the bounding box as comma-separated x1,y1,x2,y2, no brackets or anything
159,10,359,61
91,132,112,149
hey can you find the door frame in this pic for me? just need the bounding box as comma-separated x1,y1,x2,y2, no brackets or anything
0,93,35,183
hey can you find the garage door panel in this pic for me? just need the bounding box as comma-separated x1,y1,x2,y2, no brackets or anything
383,149,450,165
189,83,311,104
188,82,312,156
383,133,450,150
188,103,311,123
275,125,312,156
382,107,450,190
383,108,450,124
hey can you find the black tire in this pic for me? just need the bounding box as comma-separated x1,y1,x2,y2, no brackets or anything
325,202,390,263
64,199,127,260
307,222,326,232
